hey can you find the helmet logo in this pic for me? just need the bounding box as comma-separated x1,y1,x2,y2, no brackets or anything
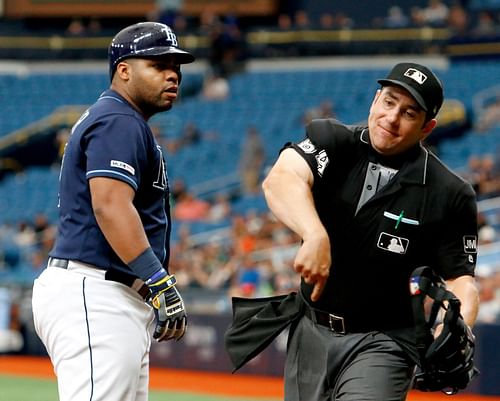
162,26,178,47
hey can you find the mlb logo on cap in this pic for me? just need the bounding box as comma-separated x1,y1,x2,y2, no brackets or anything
404,68,427,85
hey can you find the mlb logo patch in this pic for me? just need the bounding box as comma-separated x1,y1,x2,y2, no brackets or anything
377,232,409,254
404,68,427,85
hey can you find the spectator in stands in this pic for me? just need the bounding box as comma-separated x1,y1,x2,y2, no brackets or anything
231,214,258,255
0,290,24,353
65,18,86,36
170,178,188,204
207,192,232,223
461,154,500,198
33,213,51,245
229,253,261,297
277,13,293,30
148,0,184,30
13,220,35,248
239,126,266,195
201,71,230,101
475,97,500,132
476,267,500,323
302,99,336,126
420,0,450,27
65,17,103,37
173,191,211,221
87,18,102,36
203,13,245,77
447,3,469,37
179,121,202,146
293,10,312,30
478,212,497,244
472,11,498,37
383,6,410,28
318,13,335,30
338,12,355,29
477,155,500,198
164,121,203,153
462,155,484,192
55,128,71,163
272,265,300,295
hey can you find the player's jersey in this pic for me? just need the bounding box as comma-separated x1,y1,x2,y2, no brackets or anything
49,89,171,275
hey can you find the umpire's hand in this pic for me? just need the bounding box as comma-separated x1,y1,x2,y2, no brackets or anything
294,231,331,302
146,272,187,341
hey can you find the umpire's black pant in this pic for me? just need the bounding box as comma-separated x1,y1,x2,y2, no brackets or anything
285,315,415,401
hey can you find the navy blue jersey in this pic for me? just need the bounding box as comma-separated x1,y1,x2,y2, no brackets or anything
49,90,171,275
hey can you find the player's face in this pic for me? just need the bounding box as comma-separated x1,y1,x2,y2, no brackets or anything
367,86,436,156
123,57,181,118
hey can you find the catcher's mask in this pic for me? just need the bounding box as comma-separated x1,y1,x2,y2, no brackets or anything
409,266,479,395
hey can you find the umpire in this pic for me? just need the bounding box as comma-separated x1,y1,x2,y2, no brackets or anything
227,63,480,401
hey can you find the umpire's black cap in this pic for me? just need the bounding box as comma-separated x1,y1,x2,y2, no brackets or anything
378,62,444,118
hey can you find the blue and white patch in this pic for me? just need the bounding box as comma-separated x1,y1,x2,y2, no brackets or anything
297,139,317,154
409,276,421,295
315,150,329,177
463,236,477,254
110,160,135,175
377,232,408,254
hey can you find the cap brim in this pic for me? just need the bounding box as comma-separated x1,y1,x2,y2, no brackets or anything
377,79,427,112
134,46,195,64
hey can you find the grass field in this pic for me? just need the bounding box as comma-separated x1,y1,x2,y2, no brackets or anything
0,375,280,401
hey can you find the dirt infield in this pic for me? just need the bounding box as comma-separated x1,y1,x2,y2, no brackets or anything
0,356,498,400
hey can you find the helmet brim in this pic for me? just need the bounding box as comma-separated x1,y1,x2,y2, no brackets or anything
132,46,195,64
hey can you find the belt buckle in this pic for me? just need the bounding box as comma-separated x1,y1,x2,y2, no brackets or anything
328,313,346,334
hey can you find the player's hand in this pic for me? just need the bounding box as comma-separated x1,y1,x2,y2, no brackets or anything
145,270,187,342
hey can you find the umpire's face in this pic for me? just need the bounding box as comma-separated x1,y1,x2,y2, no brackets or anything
368,85,437,156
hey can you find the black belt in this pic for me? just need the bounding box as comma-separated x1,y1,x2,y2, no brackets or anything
304,305,347,334
48,257,150,300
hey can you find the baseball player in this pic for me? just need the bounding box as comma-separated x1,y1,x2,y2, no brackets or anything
258,63,480,400
31,22,194,401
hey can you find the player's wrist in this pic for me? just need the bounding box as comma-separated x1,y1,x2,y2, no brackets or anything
128,247,165,282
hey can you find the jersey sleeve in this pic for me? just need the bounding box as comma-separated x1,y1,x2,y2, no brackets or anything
84,115,149,191
434,183,478,280
287,118,355,180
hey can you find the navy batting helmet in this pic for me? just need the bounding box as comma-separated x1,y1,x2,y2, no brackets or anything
108,22,195,80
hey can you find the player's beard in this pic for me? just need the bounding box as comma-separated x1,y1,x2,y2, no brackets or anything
136,92,174,119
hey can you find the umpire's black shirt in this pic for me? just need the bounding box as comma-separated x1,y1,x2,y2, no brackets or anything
289,119,477,361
